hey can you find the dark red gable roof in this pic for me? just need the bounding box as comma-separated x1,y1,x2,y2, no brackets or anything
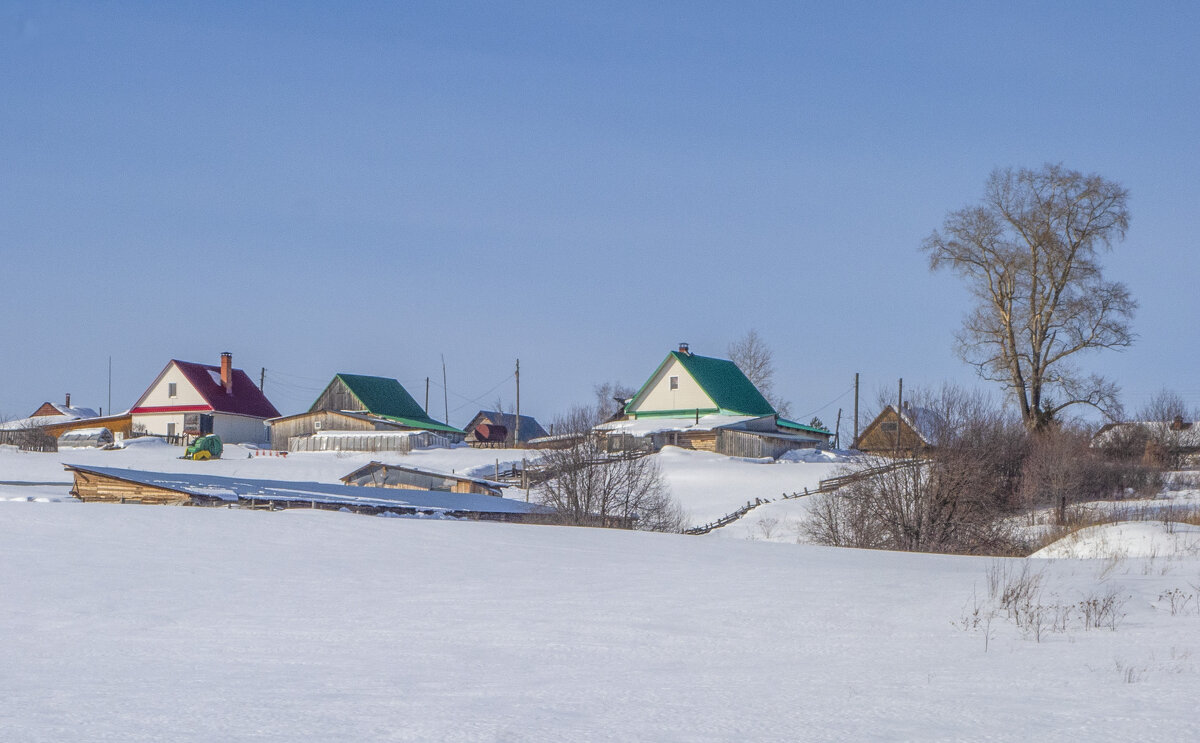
171,360,281,418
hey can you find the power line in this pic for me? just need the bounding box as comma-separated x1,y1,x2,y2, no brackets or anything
795,384,856,422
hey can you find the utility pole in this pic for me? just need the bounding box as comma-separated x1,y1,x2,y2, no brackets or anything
895,377,903,456
853,372,859,448
514,359,521,447
260,367,266,392
834,408,842,449
441,355,449,425
107,356,112,417
425,377,430,415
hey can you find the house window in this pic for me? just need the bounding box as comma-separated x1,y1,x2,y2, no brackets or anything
167,422,176,437
670,376,679,390
168,382,177,398
881,422,898,433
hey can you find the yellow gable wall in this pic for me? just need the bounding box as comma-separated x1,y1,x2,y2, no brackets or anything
628,356,715,415
139,363,209,407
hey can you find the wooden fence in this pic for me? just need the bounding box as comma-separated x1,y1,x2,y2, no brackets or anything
682,459,922,535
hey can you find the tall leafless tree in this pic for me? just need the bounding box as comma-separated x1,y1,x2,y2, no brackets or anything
923,164,1136,431
727,329,792,417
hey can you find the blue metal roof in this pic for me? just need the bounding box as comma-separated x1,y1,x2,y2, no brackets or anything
66,464,548,516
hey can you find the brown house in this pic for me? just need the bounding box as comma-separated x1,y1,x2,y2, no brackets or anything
0,395,131,449
854,404,942,457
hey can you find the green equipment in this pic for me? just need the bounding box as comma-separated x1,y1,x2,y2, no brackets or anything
183,434,223,461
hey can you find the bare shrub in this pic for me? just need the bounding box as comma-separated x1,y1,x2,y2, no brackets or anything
1158,588,1194,616
755,515,781,540
1078,587,1127,631
1022,426,1161,525
534,420,683,532
807,387,1025,555
11,422,56,452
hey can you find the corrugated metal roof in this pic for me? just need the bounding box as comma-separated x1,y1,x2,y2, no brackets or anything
334,374,465,434
170,360,281,419
626,351,776,418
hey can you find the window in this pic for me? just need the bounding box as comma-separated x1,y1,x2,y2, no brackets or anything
881,422,898,433
168,382,177,398
669,376,679,390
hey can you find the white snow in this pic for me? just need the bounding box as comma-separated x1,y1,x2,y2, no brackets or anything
655,446,844,526
1,503,1198,741
1031,520,1200,559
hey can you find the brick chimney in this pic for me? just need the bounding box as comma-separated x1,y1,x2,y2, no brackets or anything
220,352,233,395
678,342,690,355
65,393,71,408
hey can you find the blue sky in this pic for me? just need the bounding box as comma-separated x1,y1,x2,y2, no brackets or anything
2,1,1198,433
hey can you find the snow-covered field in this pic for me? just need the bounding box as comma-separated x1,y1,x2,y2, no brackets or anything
3,501,1199,741
4,443,1200,740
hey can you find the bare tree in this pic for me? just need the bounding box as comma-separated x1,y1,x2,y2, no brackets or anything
923,164,1136,431
728,329,792,417
533,430,684,532
805,385,1025,554
593,381,635,422
1133,388,1192,470
1138,389,1189,424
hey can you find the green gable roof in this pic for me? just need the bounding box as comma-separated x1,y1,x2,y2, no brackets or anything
626,351,776,418
334,374,465,434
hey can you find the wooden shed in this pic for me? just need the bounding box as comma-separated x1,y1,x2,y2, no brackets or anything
64,464,549,522
339,461,505,496
268,374,465,451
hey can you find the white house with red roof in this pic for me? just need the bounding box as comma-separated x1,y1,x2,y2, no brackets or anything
130,353,280,444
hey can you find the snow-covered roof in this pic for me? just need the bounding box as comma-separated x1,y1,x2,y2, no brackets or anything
1093,420,1200,449
58,427,112,438
0,404,99,431
594,414,762,436
64,465,547,516
340,461,507,491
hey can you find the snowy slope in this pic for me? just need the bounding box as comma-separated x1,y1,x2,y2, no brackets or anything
1032,521,1200,559
2,502,1198,742
0,442,851,529
655,447,844,526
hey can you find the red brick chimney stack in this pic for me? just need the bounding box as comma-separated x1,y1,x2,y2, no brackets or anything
220,352,233,395
678,342,690,355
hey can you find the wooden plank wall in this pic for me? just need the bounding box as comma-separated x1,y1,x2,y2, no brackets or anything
856,409,927,455
70,470,191,505
270,411,375,450
714,429,811,459
311,379,359,413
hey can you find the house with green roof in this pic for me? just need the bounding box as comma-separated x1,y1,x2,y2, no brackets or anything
595,344,832,458
266,373,465,452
